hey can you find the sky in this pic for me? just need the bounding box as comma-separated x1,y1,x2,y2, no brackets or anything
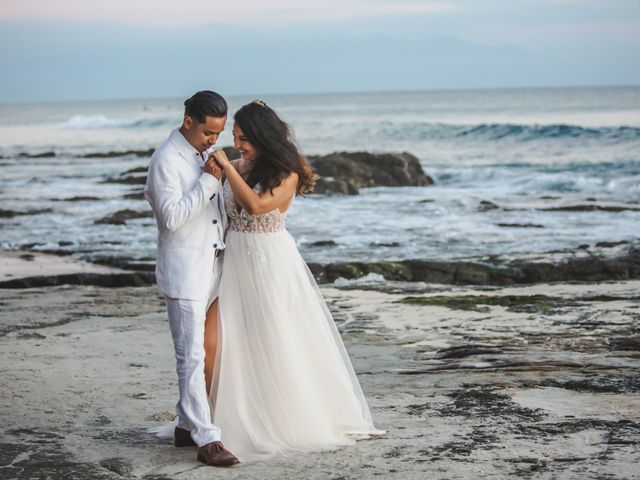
0,0,639,102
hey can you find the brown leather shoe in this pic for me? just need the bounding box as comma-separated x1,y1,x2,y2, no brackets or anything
197,441,240,467
174,427,197,447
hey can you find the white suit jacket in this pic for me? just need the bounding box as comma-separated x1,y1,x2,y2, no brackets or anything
144,128,227,300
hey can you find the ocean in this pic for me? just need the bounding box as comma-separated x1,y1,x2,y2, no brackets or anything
1,86,639,266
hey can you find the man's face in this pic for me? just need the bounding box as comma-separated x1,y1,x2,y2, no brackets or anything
181,115,226,153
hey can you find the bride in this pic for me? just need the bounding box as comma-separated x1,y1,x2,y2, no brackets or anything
203,99,384,461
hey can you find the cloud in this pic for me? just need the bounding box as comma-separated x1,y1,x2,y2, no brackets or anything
0,0,458,27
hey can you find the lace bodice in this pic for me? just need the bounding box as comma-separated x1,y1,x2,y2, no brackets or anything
223,180,287,234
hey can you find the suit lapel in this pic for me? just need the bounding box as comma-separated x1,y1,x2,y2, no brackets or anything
168,129,202,173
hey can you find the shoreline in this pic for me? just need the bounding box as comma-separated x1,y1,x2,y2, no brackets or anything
2,241,638,290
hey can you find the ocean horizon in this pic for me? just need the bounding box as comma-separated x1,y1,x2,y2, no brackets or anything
1,83,638,106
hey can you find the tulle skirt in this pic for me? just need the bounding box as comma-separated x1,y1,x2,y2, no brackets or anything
209,229,384,461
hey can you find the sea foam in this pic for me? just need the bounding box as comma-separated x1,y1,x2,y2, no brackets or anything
58,114,170,130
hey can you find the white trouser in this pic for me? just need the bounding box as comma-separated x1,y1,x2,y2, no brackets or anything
165,257,222,447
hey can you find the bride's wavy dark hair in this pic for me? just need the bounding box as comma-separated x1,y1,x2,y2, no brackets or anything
234,100,316,195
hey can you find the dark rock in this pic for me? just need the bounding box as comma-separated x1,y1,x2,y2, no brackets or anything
124,166,148,174
399,294,560,312
310,240,337,247
90,255,155,271
0,208,53,218
497,223,544,229
371,242,401,247
19,254,35,261
0,272,156,289
478,200,499,212
596,240,629,248
420,386,546,421
308,261,413,284
127,392,149,399
58,241,73,247
20,151,56,158
309,245,640,285
95,209,153,225
17,332,46,340
513,419,640,444
18,247,73,257
435,345,503,359
308,151,433,194
313,177,359,195
82,148,154,158
542,204,640,212
123,190,146,200
607,336,640,352
540,377,639,394
57,196,101,202
20,242,46,250
101,174,147,185
516,250,640,284
0,441,116,480
99,457,132,477
91,415,112,427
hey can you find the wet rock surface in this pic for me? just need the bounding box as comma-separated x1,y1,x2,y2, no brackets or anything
83,148,155,159
0,280,638,479
7,244,639,290
541,204,640,212
309,151,433,195
313,177,360,195
0,272,155,290
0,208,53,218
309,244,640,284
95,209,153,225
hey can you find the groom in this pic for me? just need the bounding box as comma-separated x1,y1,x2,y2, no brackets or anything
144,90,238,467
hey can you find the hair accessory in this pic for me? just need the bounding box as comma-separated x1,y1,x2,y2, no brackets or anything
252,99,267,108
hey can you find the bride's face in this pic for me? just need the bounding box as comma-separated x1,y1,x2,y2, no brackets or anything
233,123,259,162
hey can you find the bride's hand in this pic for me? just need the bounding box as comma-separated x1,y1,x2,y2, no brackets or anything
204,155,223,179
210,149,231,170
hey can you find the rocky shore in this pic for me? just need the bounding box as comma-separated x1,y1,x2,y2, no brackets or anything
0,250,638,479
308,151,433,195
308,243,640,285
3,243,638,290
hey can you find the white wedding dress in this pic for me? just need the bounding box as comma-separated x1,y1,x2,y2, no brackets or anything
208,180,384,461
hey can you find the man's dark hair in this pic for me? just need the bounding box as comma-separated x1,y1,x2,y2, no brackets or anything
184,90,227,123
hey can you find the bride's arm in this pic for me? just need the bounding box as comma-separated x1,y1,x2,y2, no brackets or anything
210,150,298,215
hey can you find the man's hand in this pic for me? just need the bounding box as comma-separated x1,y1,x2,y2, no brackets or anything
210,150,231,169
204,155,223,179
